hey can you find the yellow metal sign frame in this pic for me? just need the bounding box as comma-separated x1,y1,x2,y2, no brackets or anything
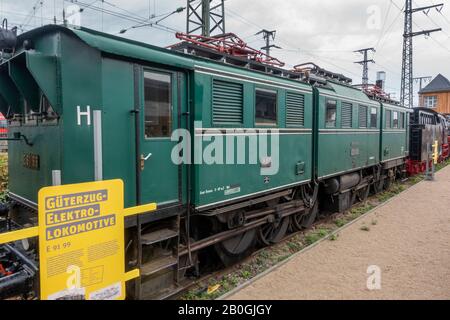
0,179,156,300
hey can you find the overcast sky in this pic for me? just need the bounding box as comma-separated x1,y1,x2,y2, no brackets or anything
1,0,449,105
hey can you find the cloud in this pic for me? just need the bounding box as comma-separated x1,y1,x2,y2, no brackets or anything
2,0,449,103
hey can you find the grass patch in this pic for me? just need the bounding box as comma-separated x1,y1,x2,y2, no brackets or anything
334,218,346,228
304,228,330,245
0,153,7,203
181,160,450,300
180,160,450,300
329,234,339,241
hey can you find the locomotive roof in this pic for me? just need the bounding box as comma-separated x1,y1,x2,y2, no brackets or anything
413,107,441,116
15,25,403,107
17,24,196,69
16,25,310,91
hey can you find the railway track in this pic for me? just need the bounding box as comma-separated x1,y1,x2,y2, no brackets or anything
171,187,393,300
171,170,448,301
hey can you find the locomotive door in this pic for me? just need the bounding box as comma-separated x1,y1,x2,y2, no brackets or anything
137,67,184,206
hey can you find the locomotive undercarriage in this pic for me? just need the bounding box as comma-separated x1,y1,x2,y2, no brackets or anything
0,161,405,300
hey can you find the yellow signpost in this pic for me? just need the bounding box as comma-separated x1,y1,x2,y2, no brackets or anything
0,179,156,300
38,179,128,300
433,140,439,165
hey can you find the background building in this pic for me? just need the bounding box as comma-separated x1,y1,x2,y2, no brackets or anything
419,74,450,114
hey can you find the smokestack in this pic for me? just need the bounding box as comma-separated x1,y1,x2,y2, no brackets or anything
376,71,386,91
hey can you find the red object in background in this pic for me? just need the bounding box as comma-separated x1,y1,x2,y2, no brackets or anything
172,32,286,67
0,113,7,137
406,159,429,176
442,143,449,160
0,263,12,276
406,148,449,176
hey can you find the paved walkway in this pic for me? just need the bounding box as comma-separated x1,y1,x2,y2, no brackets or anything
226,166,450,300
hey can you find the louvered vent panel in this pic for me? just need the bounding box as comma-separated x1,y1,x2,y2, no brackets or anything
212,80,243,125
341,102,353,128
359,105,368,128
286,92,305,127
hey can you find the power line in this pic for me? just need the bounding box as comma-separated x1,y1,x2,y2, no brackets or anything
21,0,43,29
118,7,185,35
256,29,281,56
227,3,367,80
413,75,432,91
376,1,405,53
431,0,450,27
75,0,150,23
428,33,450,53
409,7,450,53
373,59,401,77
391,0,450,53
226,7,263,30
73,0,183,35
103,0,148,21
187,0,225,36
375,0,394,49
399,0,443,108
413,0,450,38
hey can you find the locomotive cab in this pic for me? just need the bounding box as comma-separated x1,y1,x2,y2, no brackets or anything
0,46,62,223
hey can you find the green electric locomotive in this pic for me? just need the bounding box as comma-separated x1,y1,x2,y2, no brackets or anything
0,25,409,299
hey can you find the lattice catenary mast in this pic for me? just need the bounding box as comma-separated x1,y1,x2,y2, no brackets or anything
400,0,443,108
186,0,225,37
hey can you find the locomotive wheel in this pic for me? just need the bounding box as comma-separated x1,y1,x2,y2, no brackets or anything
291,201,319,231
373,178,384,194
384,176,394,190
258,217,290,246
214,229,257,267
356,185,370,203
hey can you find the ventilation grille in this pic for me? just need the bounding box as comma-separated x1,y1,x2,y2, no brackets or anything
212,80,243,125
359,105,368,128
341,102,353,128
286,92,305,127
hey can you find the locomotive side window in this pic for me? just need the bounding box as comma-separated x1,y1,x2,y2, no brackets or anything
393,111,399,129
144,71,172,138
370,107,378,129
385,110,391,128
255,88,277,126
325,100,337,128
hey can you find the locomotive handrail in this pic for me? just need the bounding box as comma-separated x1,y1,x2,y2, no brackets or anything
0,199,157,299
0,202,157,245
0,226,38,245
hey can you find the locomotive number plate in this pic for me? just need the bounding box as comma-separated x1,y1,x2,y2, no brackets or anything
23,153,40,170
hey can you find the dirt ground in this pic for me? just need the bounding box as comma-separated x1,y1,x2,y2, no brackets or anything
227,166,450,300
